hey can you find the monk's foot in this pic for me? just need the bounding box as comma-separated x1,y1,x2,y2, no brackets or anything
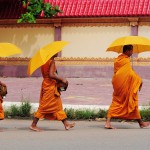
65,123,75,130
139,122,150,128
29,126,42,132
104,125,116,129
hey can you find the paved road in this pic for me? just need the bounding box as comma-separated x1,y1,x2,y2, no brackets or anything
1,78,150,150
1,77,150,106
0,119,150,150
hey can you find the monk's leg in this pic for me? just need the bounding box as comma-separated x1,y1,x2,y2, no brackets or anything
104,118,116,129
30,117,42,131
62,119,75,130
137,119,150,128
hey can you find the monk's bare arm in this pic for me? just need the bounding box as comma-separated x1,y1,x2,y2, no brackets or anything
49,60,67,84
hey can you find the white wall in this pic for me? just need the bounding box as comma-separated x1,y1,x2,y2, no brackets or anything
138,26,150,58
0,27,54,57
0,26,131,58
62,26,130,58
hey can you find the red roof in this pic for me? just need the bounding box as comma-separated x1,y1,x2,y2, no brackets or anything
1,0,150,19
46,0,150,17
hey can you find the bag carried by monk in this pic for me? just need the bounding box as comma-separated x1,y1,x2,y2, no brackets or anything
57,82,68,92
0,82,7,98
54,70,68,92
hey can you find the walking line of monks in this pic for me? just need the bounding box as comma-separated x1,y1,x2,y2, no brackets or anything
0,45,150,131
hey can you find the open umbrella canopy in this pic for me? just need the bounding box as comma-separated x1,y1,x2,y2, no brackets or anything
27,41,69,76
0,43,22,57
106,36,150,53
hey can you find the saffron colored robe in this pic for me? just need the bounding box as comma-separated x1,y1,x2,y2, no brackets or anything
107,54,142,119
34,59,67,121
0,96,4,120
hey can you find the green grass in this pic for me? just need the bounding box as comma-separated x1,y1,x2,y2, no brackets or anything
4,101,32,118
140,108,150,121
10,104,20,117
64,108,107,120
19,101,32,117
3,102,150,121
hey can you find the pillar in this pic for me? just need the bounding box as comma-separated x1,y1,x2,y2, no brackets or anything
128,17,139,58
54,20,62,57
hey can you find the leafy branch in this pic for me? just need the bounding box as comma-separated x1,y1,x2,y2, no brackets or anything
17,0,62,23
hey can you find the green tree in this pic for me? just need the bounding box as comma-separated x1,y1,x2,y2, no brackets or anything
18,0,62,23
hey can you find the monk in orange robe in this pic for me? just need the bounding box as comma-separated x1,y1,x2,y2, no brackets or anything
0,80,6,121
30,53,75,131
0,96,4,120
105,45,150,129
0,81,6,131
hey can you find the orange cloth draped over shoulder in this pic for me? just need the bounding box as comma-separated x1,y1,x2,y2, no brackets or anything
34,59,67,121
0,96,4,120
107,54,142,119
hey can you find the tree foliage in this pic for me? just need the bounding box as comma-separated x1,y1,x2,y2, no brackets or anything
18,0,62,23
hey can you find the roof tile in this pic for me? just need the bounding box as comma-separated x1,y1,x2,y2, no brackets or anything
1,0,150,19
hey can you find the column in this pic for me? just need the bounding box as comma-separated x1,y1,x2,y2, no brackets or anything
128,17,139,58
54,26,61,41
54,20,62,57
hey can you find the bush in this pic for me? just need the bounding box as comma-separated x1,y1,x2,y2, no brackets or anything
65,108,107,120
140,108,150,121
97,109,107,118
64,108,76,120
4,109,10,118
19,101,32,117
10,104,20,117
75,109,95,120
4,101,32,118
3,104,150,121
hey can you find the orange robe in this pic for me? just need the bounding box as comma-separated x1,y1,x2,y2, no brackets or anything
107,54,142,119
0,96,4,120
34,59,67,121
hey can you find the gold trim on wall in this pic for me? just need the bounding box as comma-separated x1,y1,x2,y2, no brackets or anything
1,57,150,66
0,57,29,65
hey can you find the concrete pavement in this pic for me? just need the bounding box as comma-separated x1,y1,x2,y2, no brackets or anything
0,78,150,150
0,119,150,150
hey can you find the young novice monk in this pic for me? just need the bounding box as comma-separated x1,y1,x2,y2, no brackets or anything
30,53,75,131
0,81,7,129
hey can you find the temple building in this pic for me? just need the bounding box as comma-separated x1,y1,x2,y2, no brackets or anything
0,0,150,78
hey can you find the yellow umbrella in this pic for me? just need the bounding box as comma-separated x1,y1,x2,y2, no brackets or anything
106,36,150,53
27,41,69,76
0,43,22,57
